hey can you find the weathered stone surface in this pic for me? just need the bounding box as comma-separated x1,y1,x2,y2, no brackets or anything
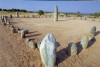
90,26,96,36
20,30,25,38
54,5,58,22
28,40,36,49
67,42,77,56
40,34,57,67
37,41,41,49
81,36,89,49
18,29,28,34
4,16,8,24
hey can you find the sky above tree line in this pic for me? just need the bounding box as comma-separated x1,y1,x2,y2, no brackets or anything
0,0,100,14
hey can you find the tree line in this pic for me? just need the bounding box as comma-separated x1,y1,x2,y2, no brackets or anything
91,12,100,18
0,8,30,12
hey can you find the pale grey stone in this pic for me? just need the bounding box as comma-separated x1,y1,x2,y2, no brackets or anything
37,41,41,49
54,5,58,22
40,34,57,67
20,30,25,38
28,40,36,49
81,36,89,49
18,29,28,34
67,42,77,56
90,26,96,36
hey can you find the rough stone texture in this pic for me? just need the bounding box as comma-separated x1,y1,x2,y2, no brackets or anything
18,29,28,34
37,41,41,49
67,42,77,56
4,16,8,25
28,40,36,49
20,30,25,38
54,5,58,22
81,36,89,49
90,26,96,36
40,34,57,67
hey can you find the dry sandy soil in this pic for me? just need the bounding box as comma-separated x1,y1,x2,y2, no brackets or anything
0,17,100,67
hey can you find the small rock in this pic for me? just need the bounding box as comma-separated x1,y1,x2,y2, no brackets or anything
28,40,36,49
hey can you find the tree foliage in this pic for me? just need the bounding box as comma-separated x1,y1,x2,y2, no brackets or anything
77,12,81,17
91,12,100,18
37,10,44,16
0,8,28,12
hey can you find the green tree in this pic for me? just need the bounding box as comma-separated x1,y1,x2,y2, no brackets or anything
37,10,44,16
0,8,2,11
77,12,81,17
93,12,100,18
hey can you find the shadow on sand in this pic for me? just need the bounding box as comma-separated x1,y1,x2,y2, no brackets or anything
25,31,41,38
56,31,98,66
95,31,100,36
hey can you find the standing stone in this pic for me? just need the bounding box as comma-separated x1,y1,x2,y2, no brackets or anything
1,16,4,22
81,36,89,49
67,42,77,56
90,26,96,36
21,30,25,38
3,16,7,25
54,5,58,22
16,12,19,18
40,34,57,67
89,26,96,41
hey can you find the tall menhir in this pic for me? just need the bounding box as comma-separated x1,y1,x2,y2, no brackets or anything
54,5,58,22
16,12,19,18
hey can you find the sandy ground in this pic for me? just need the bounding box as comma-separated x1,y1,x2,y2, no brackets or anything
0,17,100,67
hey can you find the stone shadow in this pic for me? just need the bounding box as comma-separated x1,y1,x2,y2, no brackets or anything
56,37,96,66
87,38,96,48
56,42,61,47
76,41,83,55
56,47,69,67
95,31,100,36
25,31,41,38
